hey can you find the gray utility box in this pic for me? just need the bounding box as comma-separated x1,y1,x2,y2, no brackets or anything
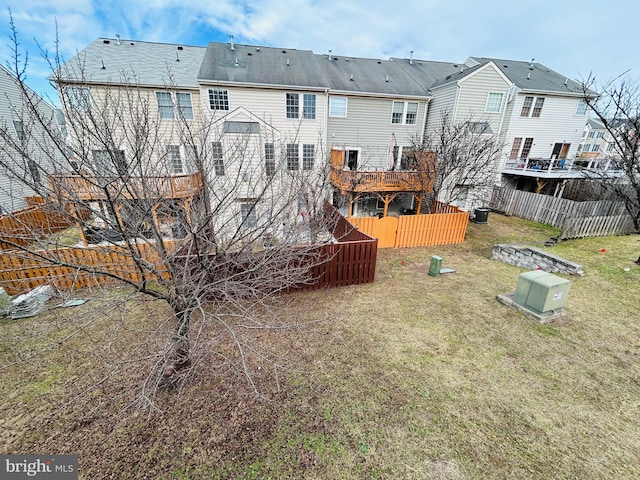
513,270,571,314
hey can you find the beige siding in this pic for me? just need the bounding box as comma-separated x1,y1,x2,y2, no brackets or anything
424,83,457,138
456,65,510,132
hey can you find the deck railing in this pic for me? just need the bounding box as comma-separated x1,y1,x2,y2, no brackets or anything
502,157,621,174
48,172,203,201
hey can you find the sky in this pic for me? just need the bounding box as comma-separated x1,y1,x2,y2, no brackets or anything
1,0,639,104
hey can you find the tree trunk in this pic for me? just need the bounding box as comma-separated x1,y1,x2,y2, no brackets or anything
170,304,191,371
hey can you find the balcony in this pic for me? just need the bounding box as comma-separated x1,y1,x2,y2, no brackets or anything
48,172,203,201
501,158,624,179
330,152,435,195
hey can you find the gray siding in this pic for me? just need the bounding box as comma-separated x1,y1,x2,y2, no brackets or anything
327,95,427,169
0,66,58,213
424,83,458,138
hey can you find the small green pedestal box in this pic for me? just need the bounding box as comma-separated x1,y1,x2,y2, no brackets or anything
428,256,443,277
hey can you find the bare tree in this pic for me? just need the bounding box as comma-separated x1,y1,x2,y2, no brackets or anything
0,25,333,399
581,76,640,246
413,111,503,211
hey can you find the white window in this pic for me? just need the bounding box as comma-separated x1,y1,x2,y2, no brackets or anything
303,94,316,119
286,93,299,118
12,120,24,141
209,89,229,110
521,96,545,117
485,92,504,113
176,93,193,120
212,141,224,176
287,144,299,170
596,131,605,139
576,99,588,115
156,92,174,119
303,144,315,170
265,143,276,177
391,101,419,125
240,202,257,228
329,97,347,117
166,145,183,174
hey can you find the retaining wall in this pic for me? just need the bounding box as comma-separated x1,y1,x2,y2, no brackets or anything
491,244,584,276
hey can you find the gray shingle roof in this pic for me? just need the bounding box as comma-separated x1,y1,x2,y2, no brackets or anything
315,55,430,97
197,42,328,89
390,58,470,90
57,38,205,88
587,118,605,129
468,57,592,95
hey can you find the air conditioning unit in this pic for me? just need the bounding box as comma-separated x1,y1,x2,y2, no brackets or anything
513,271,571,314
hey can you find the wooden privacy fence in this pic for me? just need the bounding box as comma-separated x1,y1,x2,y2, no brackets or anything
350,201,469,248
490,187,635,239
0,204,377,295
0,204,76,250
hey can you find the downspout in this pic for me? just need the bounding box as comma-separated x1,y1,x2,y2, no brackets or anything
496,83,510,176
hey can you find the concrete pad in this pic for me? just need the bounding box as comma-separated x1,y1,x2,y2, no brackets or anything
496,291,568,323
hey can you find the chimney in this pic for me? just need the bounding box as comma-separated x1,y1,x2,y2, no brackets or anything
409,50,414,65
230,35,235,51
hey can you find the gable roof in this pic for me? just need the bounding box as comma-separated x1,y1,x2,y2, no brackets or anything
197,42,328,90
466,57,594,96
315,54,430,97
587,118,605,129
57,38,205,88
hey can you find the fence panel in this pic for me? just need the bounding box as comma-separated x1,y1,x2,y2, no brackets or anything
491,187,635,237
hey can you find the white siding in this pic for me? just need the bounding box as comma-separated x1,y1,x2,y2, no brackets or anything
502,93,588,167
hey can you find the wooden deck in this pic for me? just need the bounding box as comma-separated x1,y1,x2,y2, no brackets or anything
48,172,203,201
330,150,435,194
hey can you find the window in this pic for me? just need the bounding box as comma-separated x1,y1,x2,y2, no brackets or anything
588,131,596,138
584,144,592,152
405,102,418,125
92,149,127,176
224,121,259,134
265,143,276,177
391,101,404,124
596,131,605,139
607,144,614,153
209,89,229,110
240,202,257,228
176,93,193,120
65,86,91,110
27,160,41,186
212,142,224,176
12,120,24,142
521,138,534,158
287,144,299,170
166,145,183,174
521,96,545,117
303,144,315,170
509,138,523,159
329,97,347,117
520,96,533,117
592,144,600,152
532,98,545,117
392,101,419,124
303,94,316,119
468,122,492,134
485,92,504,113
156,92,174,119
286,93,299,119
576,99,588,115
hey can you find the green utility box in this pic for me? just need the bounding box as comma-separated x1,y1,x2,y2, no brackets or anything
428,256,443,277
513,271,571,314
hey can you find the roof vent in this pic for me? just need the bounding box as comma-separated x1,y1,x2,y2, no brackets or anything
409,50,414,65
103,40,110,44
345,58,349,62
385,75,389,82
256,47,260,51
101,60,106,70
235,58,239,67
282,50,287,53
286,58,290,66
177,46,183,50
350,74,354,81
564,78,568,86
328,50,333,60
115,34,121,46
527,72,531,80
529,58,535,70
230,35,235,51
176,51,180,62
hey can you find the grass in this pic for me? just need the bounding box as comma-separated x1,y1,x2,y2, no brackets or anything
1,213,639,479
